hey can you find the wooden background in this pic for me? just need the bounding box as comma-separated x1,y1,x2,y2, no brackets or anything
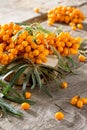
0,0,87,130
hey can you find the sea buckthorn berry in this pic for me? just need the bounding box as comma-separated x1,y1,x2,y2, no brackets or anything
22,41,28,47
55,111,64,120
77,24,83,29
24,53,29,59
72,44,80,49
3,34,9,41
63,48,69,56
70,96,79,105
34,8,40,13
76,99,83,108
33,49,39,56
25,92,31,99
66,42,72,47
80,98,87,105
21,102,30,110
71,26,76,31
25,45,31,52
36,59,42,64
47,20,54,26
37,45,44,52
31,42,37,49
78,55,86,62
61,82,68,89
69,48,76,55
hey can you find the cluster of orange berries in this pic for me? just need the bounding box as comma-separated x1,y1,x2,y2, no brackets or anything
21,92,31,110
0,23,50,65
0,22,82,65
70,95,87,108
15,31,50,64
54,32,81,56
0,22,22,65
47,6,85,30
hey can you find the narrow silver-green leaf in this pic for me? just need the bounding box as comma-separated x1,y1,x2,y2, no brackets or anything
31,73,36,90
22,71,32,96
41,85,52,98
3,65,28,95
66,56,77,68
4,95,35,105
0,98,23,117
34,68,42,89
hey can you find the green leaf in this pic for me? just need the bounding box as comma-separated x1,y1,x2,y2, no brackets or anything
4,95,35,105
31,73,36,90
38,69,48,84
3,65,28,95
3,62,27,75
34,68,42,89
41,85,52,98
13,29,25,41
0,104,7,117
0,98,23,117
9,88,22,98
22,71,32,96
66,56,77,68
40,64,63,75
37,24,51,34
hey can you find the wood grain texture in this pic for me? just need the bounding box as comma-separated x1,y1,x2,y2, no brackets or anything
0,0,87,130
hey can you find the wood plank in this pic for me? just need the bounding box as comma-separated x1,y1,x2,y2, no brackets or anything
0,0,87,130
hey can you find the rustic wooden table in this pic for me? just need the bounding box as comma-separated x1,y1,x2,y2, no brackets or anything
0,0,87,130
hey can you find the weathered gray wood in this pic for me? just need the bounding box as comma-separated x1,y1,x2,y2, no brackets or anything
0,0,87,130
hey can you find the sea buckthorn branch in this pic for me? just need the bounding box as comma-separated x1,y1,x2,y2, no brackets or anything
0,22,84,99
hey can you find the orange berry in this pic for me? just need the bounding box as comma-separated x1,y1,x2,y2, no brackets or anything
72,43,80,49
71,25,77,31
38,53,45,60
70,96,79,105
80,98,87,105
34,8,40,13
8,53,14,60
66,42,72,47
75,37,82,43
78,55,86,62
37,45,44,52
26,35,33,43
69,48,76,55
47,20,54,26
33,49,39,56
76,99,83,108
63,48,69,56
36,59,42,64
69,22,75,26
31,43,37,49
25,45,31,52
25,92,31,99
24,53,29,59
55,111,64,120
3,34,9,41
44,49,49,56
28,52,34,59
58,46,63,52
22,41,28,47
21,102,30,110
77,24,83,29
61,82,68,89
